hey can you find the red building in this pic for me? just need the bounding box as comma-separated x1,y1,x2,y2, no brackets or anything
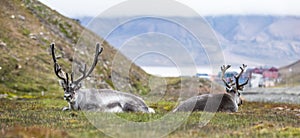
248,67,279,87
249,67,279,79
262,67,279,79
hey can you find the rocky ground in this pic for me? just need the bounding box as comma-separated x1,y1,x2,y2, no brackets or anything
243,86,300,104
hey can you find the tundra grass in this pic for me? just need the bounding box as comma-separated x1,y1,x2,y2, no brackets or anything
0,98,299,138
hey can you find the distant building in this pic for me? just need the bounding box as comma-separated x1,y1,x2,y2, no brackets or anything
196,73,210,79
250,73,264,88
263,67,279,79
251,67,264,74
247,67,279,88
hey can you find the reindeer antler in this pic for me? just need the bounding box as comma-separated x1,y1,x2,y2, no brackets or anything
221,64,249,91
221,65,232,89
234,64,249,91
51,43,69,85
51,43,103,87
72,43,103,85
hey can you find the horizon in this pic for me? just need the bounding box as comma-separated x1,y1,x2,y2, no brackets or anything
141,65,276,77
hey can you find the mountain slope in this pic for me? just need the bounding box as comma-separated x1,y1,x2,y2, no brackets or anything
279,60,300,86
0,0,151,97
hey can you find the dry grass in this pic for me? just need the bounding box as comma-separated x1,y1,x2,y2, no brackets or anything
0,98,299,138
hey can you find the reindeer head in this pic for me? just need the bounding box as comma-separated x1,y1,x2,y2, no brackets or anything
50,43,103,103
221,64,249,106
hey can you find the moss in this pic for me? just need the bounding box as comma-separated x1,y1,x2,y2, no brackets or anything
58,23,70,38
65,22,72,28
57,22,77,40
104,79,114,89
278,127,300,137
132,81,150,95
0,56,17,78
21,28,31,36
0,99,299,138
52,19,59,25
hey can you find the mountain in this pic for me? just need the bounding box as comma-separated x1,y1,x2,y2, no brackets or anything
78,16,300,67
206,16,300,67
0,0,151,96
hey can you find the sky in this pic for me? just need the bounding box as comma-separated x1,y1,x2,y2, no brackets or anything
38,0,300,18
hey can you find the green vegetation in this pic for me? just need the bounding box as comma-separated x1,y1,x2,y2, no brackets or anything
0,98,299,137
133,81,150,95
0,0,115,94
0,0,299,137
0,0,152,96
55,19,79,42
21,28,31,36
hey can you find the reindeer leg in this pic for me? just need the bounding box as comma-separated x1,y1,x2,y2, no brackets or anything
62,106,70,111
62,103,72,111
122,103,137,112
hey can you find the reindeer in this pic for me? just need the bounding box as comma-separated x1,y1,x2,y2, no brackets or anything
50,43,155,113
173,64,249,112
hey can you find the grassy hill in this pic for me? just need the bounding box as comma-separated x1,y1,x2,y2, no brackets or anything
0,0,154,98
0,0,219,100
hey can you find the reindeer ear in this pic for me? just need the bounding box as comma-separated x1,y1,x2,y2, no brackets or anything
59,80,64,86
59,80,67,89
226,87,237,94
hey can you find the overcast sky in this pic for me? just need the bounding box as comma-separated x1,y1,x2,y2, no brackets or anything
38,0,300,18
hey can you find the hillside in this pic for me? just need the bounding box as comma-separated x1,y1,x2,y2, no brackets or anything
279,60,300,86
0,0,217,100
0,0,152,98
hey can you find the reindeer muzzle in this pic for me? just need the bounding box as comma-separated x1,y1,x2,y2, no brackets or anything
238,99,243,106
64,94,72,101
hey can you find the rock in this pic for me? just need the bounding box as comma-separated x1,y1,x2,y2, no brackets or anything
0,41,7,47
103,63,108,70
29,33,37,40
293,109,300,112
0,94,8,99
18,15,25,21
274,107,284,110
15,64,22,69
